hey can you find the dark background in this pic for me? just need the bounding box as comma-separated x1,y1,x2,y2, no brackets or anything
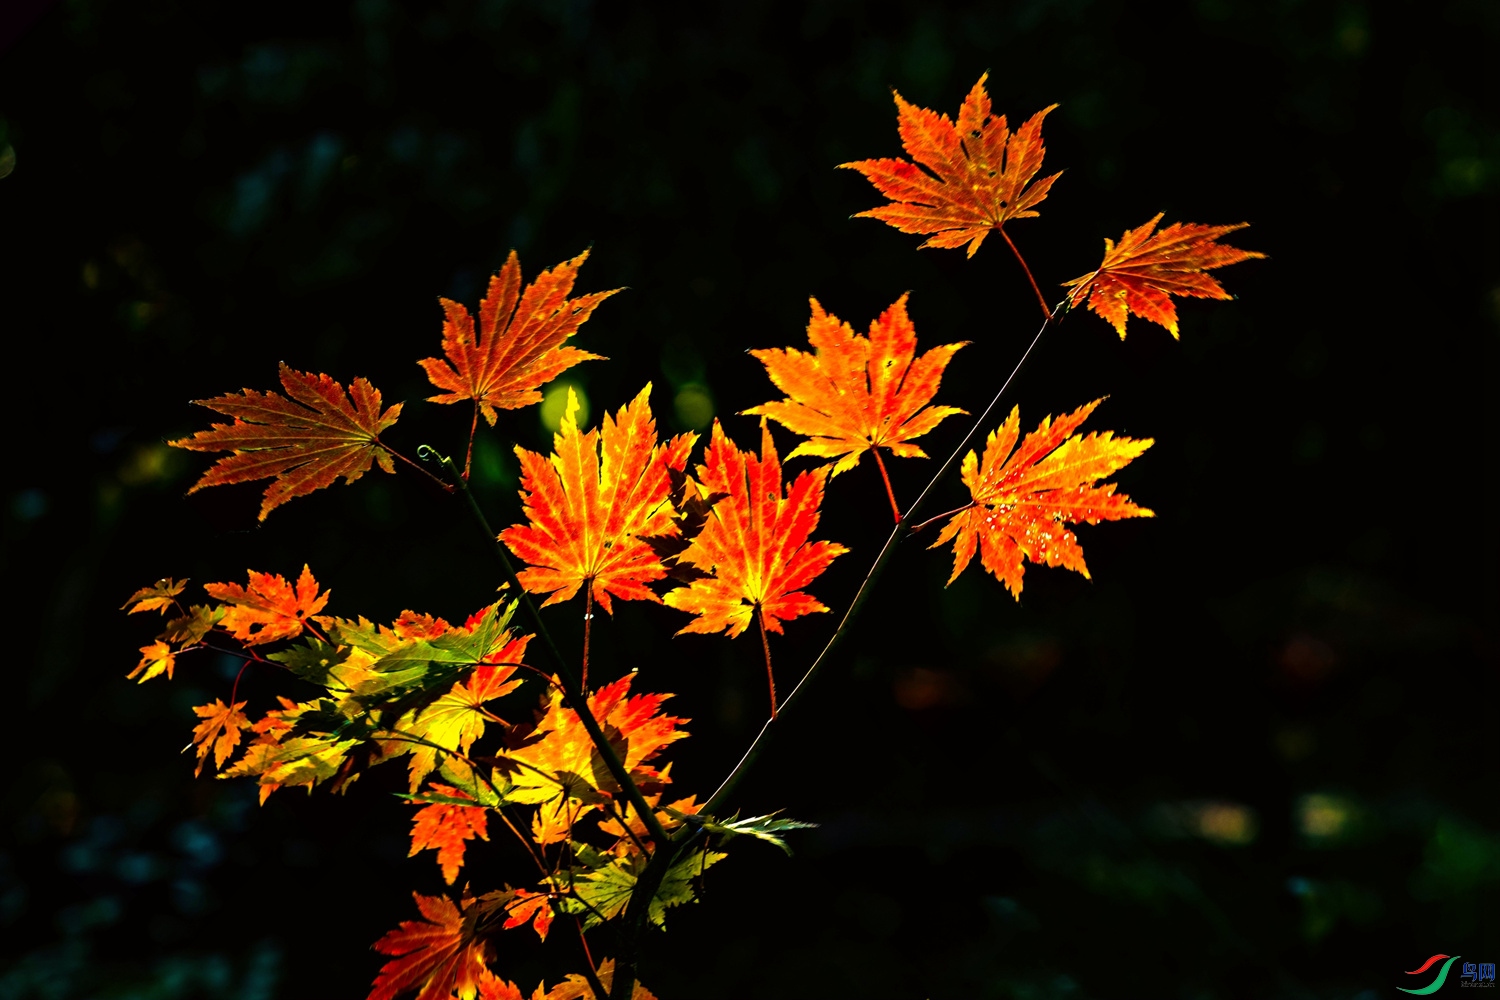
1,1,1496,997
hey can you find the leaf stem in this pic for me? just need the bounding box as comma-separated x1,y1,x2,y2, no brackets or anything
1001,227,1053,322
757,605,777,720
909,501,977,535
422,446,671,849
871,448,901,525
582,587,593,692
464,403,479,481
701,305,1059,815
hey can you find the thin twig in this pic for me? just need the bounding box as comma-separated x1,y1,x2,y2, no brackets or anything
871,448,901,525
1000,228,1053,322
909,501,977,535
701,305,1060,815
383,442,457,492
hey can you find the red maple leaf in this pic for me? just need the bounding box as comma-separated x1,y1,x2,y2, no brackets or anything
409,784,490,885
368,893,492,1000
172,363,401,520
840,73,1061,258
1062,213,1264,338
419,249,615,425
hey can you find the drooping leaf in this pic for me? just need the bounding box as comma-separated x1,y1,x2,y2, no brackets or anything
501,385,695,613
122,578,185,615
190,699,251,776
745,294,966,476
409,783,490,885
223,697,364,802
499,888,554,941
368,893,492,1000
639,467,728,586
159,605,222,648
931,399,1154,597
840,73,1061,257
127,641,176,683
419,249,615,424
204,565,329,646
171,363,402,520
690,810,819,855
561,843,725,930
664,421,848,638
1062,213,1265,338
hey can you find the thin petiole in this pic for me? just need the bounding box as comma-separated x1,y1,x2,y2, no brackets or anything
871,448,901,524
1001,227,1053,322
757,605,777,719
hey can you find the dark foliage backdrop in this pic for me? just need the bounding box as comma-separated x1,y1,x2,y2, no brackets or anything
1,1,1495,997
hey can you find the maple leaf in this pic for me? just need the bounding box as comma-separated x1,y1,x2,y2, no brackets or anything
172,363,402,520
745,294,966,486
190,699,251,776
532,960,657,1000
507,675,687,845
840,73,1061,258
1062,213,1265,338
122,578,185,615
204,565,329,646
369,893,492,1000
501,385,695,613
500,889,554,941
409,783,490,885
419,249,616,424
560,843,725,930
223,696,364,802
127,641,176,683
663,420,848,639
930,399,1154,597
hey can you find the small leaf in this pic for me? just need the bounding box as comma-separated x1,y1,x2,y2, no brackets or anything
122,578,185,615
204,564,329,646
408,783,489,885
128,641,176,683
190,699,251,776
688,810,819,855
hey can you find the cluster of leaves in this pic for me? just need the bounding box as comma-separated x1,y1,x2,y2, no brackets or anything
129,74,1259,999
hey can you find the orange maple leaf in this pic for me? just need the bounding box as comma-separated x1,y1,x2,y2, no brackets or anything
501,385,694,614
507,674,687,845
1062,213,1265,338
171,363,401,520
419,249,615,425
532,960,657,1000
369,893,492,1000
745,294,965,518
127,641,176,683
663,421,847,639
409,784,490,885
122,578,185,615
840,72,1060,259
931,399,1154,597
204,564,329,646
190,699,251,776
500,889,554,941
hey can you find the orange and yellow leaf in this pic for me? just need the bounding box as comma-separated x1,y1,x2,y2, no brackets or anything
663,421,847,638
746,294,965,476
932,399,1153,597
419,250,615,424
501,386,694,613
500,889,554,941
190,698,251,776
1062,214,1264,338
171,363,401,520
204,564,329,646
122,578,185,615
127,641,176,683
840,73,1061,257
409,784,490,885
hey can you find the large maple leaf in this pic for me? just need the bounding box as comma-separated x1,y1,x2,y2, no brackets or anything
501,385,694,613
664,421,847,638
204,564,329,646
419,249,616,424
172,363,401,520
840,72,1061,258
369,893,493,1000
931,399,1154,597
745,294,966,498
1062,213,1265,338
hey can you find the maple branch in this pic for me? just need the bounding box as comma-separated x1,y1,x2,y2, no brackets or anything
870,448,901,525
420,445,672,850
909,501,977,535
572,917,607,1000
702,306,1060,815
757,605,778,720
1000,228,1053,322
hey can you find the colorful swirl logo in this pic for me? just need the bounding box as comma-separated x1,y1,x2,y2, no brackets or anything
1401,954,1462,995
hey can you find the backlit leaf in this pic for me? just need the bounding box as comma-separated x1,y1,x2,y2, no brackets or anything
664,421,848,638
190,699,251,776
746,294,965,476
205,564,328,646
501,385,695,613
1062,213,1264,338
122,578,185,615
419,249,615,424
368,893,492,1000
127,641,175,683
840,73,1061,257
171,363,401,520
409,783,490,885
931,399,1154,597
